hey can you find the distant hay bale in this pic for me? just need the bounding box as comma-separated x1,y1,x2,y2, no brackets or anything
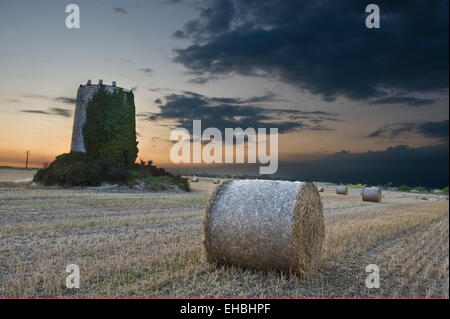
336,186,348,195
203,180,324,276
191,175,199,183
213,179,220,184
318,187,324,192
362,187,382,202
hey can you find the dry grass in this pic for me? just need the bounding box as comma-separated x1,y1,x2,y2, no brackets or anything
0,182,448,298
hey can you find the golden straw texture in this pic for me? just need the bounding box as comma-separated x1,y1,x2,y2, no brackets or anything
203,180,324,276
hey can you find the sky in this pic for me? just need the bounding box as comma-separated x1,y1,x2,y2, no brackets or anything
0,0,448,187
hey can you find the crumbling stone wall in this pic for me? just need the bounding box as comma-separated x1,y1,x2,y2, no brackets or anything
70,84,98,152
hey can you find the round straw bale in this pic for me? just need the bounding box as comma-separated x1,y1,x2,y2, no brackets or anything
191,175,199,183
318,187,324,192
336,186,348,195
213,179,220,184
362,187,382,202
203,180,324,276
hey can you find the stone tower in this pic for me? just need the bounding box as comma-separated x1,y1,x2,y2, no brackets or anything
70,79,132,153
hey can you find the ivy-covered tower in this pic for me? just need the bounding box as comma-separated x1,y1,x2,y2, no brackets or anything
70,80,138,167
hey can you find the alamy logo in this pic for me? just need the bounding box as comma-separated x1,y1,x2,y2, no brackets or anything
65,4,80,29
65,264,80,289
365,264,380,289
365,4,380,29
170,120,278,174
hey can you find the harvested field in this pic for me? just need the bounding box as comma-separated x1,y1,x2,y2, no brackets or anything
0,169,36,183
0,180,448,298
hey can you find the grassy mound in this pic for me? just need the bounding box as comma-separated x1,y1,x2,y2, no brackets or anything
131,160,190,191
33,152,189,191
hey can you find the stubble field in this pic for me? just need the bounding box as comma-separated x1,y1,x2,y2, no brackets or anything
0,172,448,298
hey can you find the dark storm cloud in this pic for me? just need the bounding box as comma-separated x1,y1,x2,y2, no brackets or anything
113,7,128,15
367,123,416,139
205,91,286,104
367,120,449,142
370,96,434,107
21,107,72,118
172,30,189,39
173,0,449,103
148,91,338,133
279,144,449,188
417,120,449,141
168,144,449,188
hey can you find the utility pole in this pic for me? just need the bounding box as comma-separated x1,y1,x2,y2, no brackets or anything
25,150,30,170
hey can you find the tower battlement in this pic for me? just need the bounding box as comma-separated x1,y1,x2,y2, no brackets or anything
80,79,131,92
